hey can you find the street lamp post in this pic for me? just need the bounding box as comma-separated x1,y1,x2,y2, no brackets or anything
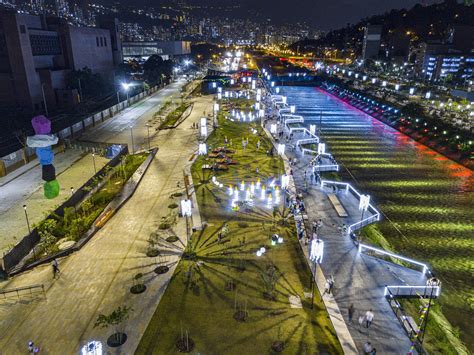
23,205,31,234
309,237,324,309
70,187,77,215
23,205,37,260
130,126,135,154
41,83,49,116
146,124,151,150
92,153,97,174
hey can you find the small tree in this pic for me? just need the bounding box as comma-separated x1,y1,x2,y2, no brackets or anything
94,305,132,346
260,264,281,301
37,219,58,255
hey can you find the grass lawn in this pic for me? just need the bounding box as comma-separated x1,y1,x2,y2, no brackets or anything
136,97,343,354
159,102,192,129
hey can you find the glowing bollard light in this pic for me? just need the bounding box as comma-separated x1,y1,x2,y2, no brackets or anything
257,89,261,95
200,117,207,137
362,75,367,81
261,185,266,200
282,96,287,104
276,87,280,94
214,103,220,112
275,187,280,203
409,87,415,95
425,91,431,99
234,187,239,200
212,176,217,184
382,80,387,87
256,94,261,102
395,84,400,90
212,82,217,88
180,199,192,217
277,144,285,155
270,124,277,134
228,185,233,196
217,92,222,100
252,80,256,89
246,188,251,201
255,102,260,110
259,109,265,118
371,78,376,84
240,180,245,191
290,105,296,114
317,143,326,154
256,178,261,190
198,143,207,155
271,81,275,87
250,182,255,194
309,124,316,135
225,91,229,98
267,193,273,207
217,87,222,93
281,174,289,189
230,79,235,85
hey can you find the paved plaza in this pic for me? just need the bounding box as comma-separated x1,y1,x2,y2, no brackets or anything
0,83,212,353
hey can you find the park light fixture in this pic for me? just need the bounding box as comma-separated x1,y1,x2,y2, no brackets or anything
425,92,431,99
277,144,285,155
317,143,326,155
382,81,387,87
409,87,415,95
180,199,192,217
270,124,277,134
121,83,131,91
363,75,367,81
290,105,296,114
281,174,290,189
309,124,316,135
359,194,370,211
395,84,400,90
200,117,207,137
371,78,376,84
198,143,207,155
310,238,324,263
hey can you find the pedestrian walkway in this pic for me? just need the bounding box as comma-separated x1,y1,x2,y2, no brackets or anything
265,119,426,354
0,93,213,354
0,151,108,253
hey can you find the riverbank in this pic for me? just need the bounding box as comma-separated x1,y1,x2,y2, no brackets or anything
277,85,473,352
319,84,473,170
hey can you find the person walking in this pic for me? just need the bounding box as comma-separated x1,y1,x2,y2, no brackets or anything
348,304,355,323
363,341,373,354
52,259,60,279
322,278,331,298
328,275,335,294
365,309,374,328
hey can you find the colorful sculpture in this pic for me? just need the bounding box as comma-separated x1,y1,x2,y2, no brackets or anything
26,115,60,199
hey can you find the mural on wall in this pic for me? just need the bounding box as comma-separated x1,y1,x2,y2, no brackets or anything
26,115,60,199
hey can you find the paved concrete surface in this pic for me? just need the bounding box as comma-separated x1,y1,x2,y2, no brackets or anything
264,111,426,354
0,152,109,253
0,82,212,353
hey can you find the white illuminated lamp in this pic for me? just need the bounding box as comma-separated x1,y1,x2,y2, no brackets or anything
259,109,265,117
256,94,261,102
371,78,376,84
246,188,251,201
217,87,222,93
230,79,235,85
425,91,431,99
200,117,207,137
180,199,192,217
382,80,387,87
81,341,103,355
276,87,280,94
271,81,275,87
214,103,220,112
395,84,400,90
277,144,285,155
409,87,415,95
281,174,289,189
282,96,287,104
234,187,239,200
359,194,370,211
290,105,296,114
355,73,359,78
228,185,233,196
217,92,222,100
260,185,266,200
198,143,207,155
309,124,316,135
212,82,217,88
348,71,352,76
255,102,260,110
240,180,245,191
224,91,229,98
252,80,256,89
270,124,277,134
342,69,346,74
363,75,367,81
310,238,324,263
317,143,326,154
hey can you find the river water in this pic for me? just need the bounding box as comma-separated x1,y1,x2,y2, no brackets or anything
279,85,474,349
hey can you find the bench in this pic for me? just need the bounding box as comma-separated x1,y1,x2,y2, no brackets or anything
327,193,348,217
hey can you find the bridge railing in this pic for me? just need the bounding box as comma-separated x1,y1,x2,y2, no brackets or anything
384,285,441,299
0,284,45,300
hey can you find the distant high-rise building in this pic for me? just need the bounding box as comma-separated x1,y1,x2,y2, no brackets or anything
362,25,382,61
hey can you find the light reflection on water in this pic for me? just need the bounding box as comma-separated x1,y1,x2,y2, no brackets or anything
279,86,474,347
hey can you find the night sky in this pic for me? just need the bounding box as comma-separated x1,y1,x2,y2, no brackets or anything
182,0,426,29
